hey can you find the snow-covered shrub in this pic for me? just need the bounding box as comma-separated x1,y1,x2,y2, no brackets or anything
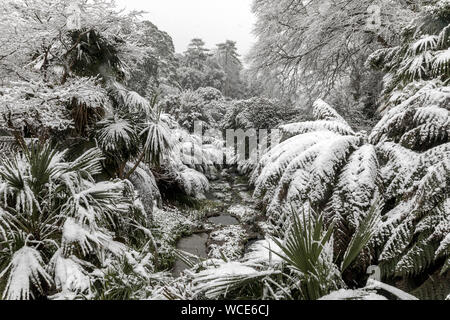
251,98,450,282
0,0,147,140
159,88,227,131
223,97,294,130
363,1,450,282
0,143,152,299
251,100,380,260
195,87,223,102
367,0,450,114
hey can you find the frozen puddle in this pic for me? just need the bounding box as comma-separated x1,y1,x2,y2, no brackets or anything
207,215,239,226
173,233,209,276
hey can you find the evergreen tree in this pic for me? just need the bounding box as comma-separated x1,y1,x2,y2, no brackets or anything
215,40,243,98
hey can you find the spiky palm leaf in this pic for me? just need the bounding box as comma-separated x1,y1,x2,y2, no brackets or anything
0,143,141,299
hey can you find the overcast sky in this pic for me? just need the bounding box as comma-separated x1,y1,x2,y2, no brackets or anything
117,0,257,57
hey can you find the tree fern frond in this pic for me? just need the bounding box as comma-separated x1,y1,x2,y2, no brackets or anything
279,120,355,140
379,219,414,263
395,236,437,278
312,99,348,125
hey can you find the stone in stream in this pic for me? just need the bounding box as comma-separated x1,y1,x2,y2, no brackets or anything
227,204,259,223
173,233,209,277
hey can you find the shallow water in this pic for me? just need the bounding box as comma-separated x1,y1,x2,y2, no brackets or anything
172,173,259,277
172,233,209,277
207,215,239,226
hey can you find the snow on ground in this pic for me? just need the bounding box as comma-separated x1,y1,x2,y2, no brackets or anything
319,288,387,300
256,221,278,236
153,206,197,246
238,191,254,203
227,204,260,224
208,225,247,260
243,238,284,266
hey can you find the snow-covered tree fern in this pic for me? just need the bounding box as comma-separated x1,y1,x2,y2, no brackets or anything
362,1,450,283
367,0,450,114
370,141,450,279
251,99,381,267
251,98,449,282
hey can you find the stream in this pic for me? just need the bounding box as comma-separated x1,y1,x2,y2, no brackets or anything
172,170,266,277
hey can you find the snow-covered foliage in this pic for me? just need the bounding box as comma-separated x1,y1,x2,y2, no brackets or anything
0,143,153,299
371,146,450,278
367,0,450,114
251,101,373,242
0,246,52,300
369,82,449,150
125,163,162,217
248,0,417,100
251,98,449,281
0,0,147,139
158,113,235,198
159,87,228,131
1,0,449,302
361,2,450,280
223,97,294,130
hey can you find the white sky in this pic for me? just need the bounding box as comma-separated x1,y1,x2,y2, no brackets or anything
117,0,257,57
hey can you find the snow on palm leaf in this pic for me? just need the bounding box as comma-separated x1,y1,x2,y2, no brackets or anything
191,260,280,299
141,110,174,167
48,250,91,299
97,115,140,163
61,217,126,258
109,82,153,117
0,246,52,300
0,143,145,299
125,162,161,216
164,136,212,199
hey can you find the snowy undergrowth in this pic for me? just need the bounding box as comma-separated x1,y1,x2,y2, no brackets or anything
152,206,198,270
227,204,260,224
208,226,247,260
